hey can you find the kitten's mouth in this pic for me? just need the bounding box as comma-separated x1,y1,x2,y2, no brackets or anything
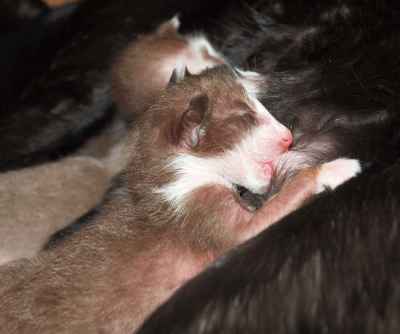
233,184,266,212
233,156,290,211
262,160,274,177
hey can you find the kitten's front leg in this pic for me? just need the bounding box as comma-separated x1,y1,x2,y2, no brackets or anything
235,158,361,242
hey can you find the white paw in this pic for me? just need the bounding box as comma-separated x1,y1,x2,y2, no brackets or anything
316,158,361,194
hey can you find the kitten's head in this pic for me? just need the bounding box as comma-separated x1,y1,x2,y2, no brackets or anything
150,66,292,209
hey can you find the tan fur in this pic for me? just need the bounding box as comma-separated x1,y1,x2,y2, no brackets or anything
112,18,224,120
0,66,357,334
0,156,110,265
0,20,358,333
0,115,129,265
112,21,184,117
76,116,131,175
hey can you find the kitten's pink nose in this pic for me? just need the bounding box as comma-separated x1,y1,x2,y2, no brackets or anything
280,130,293,150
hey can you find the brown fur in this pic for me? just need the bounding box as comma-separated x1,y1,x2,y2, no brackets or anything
151,68,261,156
0,156,111,265
0,113,130,266
76,116,131,175
0,66,348,333
111,18,224,121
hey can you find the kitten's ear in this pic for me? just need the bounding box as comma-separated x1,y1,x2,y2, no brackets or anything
157,15,180,36
178,94,209,149
168,64,186,86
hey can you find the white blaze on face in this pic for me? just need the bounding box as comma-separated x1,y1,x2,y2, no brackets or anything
157,69,292,211
157,120,288,212
217,95,292,195
220,124,286,194
155,155,232,213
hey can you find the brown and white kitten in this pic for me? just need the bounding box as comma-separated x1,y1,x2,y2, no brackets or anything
0,18,360,334
112,16,225,120
0,65,360,334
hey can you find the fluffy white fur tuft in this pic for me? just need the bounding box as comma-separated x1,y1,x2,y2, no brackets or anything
235,68,265,98
155,155,231,214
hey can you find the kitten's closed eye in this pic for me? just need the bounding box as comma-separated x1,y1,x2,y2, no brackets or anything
234,184,265,211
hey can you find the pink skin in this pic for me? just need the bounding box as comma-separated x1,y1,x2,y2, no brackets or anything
262,161,275,178
264,131,293,177
254,122,293,186
270,130,293,175
280,130,294,149
244,96,293,184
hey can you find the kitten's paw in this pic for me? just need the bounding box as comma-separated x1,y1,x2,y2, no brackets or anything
316,158,361,194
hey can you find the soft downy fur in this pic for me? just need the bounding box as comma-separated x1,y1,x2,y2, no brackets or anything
0,109,130,265
0,156,111,265
112,16,226,121
0,3,384,333
0,58,360,334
